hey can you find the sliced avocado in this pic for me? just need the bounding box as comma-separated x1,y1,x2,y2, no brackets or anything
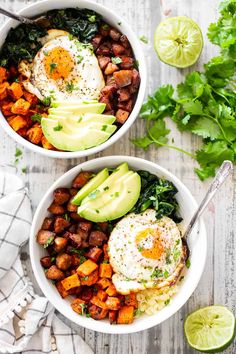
41,118,116,151
72,168,109,205
77,170,141,222
48,113,116,126
49,102,106,114
51,99,98,107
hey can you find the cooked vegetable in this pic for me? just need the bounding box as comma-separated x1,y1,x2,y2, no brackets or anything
77,259,98,276
99,263,113,278
133,0,236,180
46,265,64,280
117,305,134,324
132,170,181,222
71,298,86,315
61,273,80,290
80,269,99,286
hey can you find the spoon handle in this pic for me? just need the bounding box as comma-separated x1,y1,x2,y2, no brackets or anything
0,7,34,25
184,160,233,239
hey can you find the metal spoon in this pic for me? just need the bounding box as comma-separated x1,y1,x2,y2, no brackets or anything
0,6,50,27
183,160,233,240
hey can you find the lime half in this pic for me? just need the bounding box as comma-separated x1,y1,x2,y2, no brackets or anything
184,306,236,353
154,16,203,68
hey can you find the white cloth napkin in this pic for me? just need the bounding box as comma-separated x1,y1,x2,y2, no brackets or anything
0,167,93,354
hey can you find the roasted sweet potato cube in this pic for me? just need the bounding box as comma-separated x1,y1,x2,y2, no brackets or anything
85,247,103,263
61,273,80,290
88,304,108,320
80,269,99,286
0,67,8,83
26,124,43,144
90,295,108,309
77,259,98,276
112,44,126,56
96,278,112,289
124,293,138,308
105,296,121,310
72,171,93,188
103,244,109,260
7,115,27,132
71,298,86,315
115,109,129,124
41,136,55,150
1,102,14,116
109,310,117,324
105,63,119,75
0,82,9,100
106,284,117,297
17,127,28,137
113,70,133,87
8,82,23,100
23,90,38,105
80,287,93,303
56,280,69,298
11,98,30,115
99,263,113,278
97,289,108,302
117,306,134,324
46,265,64,280
48,202,65,215
120,56,134,69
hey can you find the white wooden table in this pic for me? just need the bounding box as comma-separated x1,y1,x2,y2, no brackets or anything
0,0,235,353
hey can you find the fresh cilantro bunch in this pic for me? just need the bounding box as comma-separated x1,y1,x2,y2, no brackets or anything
133,0,236,180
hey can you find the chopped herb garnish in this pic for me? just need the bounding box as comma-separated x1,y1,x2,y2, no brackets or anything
101,125,108,131
104,186,109,191
88,15,96,23
138,245,143,252
15,147,22,158
163,270,169,278
53,123,63,131
117,22,122,26
114,192,119,197
79,256,87,264
66,82,75,93
81,276,89,281
42,96,51,106
77,55,84,64
125,295,130,301
151,268,163,279
164,299,170,306
103,259,109,264
179,276,185,282
50,62,58,74
44,236,54,248
31,113,42,123
70,248,86,256
51,257,56,262
102,23,110,30
68,33,74,40
21,167,27,174
134,308,142,317
139,35,148,44
95,209,100,214
186,258,191,268
77,116,83,123
134,60,139,69
111,57,123,65
79,303,87,315
86,313,91,318
44,50,49,56
64,213,70,221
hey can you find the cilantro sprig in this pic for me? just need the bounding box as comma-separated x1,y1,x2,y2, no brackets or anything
133,0,236,180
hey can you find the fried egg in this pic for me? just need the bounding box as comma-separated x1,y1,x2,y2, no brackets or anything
19,30,105,101
108,209,187,295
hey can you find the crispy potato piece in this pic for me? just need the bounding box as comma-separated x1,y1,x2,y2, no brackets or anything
97,289,108,302
0,67,8,83
99,263,113,278
11,98,30,115
41,136,55,150
41,217,54,231
40,256,52,269
61,273,80,290
46,265,64,280
105,296,121,310
116,109,129,124
105,63,119,75
77,259,98,276
96,278,112,289
124,293,138,308
80,287,93,303
53,188,71,205
36,230,55,246
56,280,69,298
8,82,23,100
117,306,134,324
1,102,14,116
90,296,108,309
113,70,133,87
48,202,65,215
88,304,108,320
80,269,99,286
54,217,70,233
23,90,38,105
0,82,10,100
109,310,117,324
56,253,72,271
71,298,86,315
85,247,103,263
7,115,27,132
106,284,117,297
72,171,93,188
26,124,43,144
53,237,68,253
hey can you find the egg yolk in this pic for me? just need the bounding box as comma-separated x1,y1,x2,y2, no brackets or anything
135,228,164,260
44,47,75,80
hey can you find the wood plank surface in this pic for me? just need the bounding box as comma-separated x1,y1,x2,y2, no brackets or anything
0,0,235,353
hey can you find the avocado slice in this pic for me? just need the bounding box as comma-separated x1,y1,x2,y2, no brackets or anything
49,102,106,114
41,118,116,151
48,113,116,126
72,168,109,205
51,99,98,107
77,170,141,222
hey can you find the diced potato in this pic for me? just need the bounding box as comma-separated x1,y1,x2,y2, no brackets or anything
105,296,121,310
106,284,117,297
77,259,98,276
0,67,8,83
80,269,99,286
41,136,55,150
61,273,80,290
8,82,23,100
97,289,108,302
124,293,138,308
71,298,86,315
96,278,112,289
90,296,108,309
26,124,43,144
11,98,30,115
99,263,113,278
0,82,9,100
117,306,134,324
8,115,27,132
56,281,69,298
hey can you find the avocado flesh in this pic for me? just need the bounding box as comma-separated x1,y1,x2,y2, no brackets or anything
72,168,109,205
49,102,106,114
48,113,116,125
77,171,141,222
41,118,116,151
51,99,98,107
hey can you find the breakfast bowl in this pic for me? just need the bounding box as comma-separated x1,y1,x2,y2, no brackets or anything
30,156,207,334
0,0,146,158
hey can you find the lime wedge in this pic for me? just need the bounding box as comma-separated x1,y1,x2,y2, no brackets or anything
154,16,203,68
184,306,236,353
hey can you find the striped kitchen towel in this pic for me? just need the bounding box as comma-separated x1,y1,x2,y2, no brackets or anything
0,166,93,354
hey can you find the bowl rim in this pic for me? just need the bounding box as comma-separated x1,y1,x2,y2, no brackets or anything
30,155,207,334
0,0,147,159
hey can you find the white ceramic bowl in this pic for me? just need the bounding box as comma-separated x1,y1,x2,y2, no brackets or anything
0,0,146,159
30,156,207,334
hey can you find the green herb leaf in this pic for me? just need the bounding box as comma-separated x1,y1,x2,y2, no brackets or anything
15,148,22,158
50,62,58,74
111,57,123,65
53,123,63,131
31,113,42,123
44,236,54,248
139,35,148,44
